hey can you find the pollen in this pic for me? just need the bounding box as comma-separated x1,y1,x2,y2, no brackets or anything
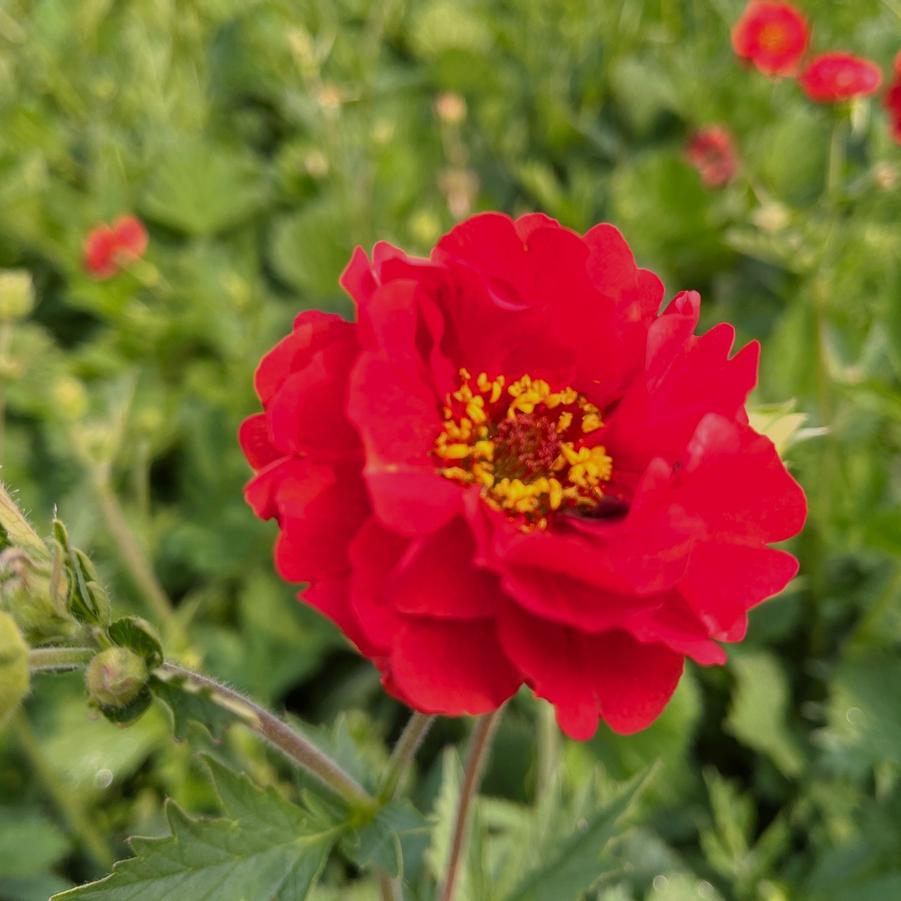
434,369,613,527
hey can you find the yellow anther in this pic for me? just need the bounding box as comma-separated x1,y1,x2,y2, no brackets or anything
441,443,472,460
556,411,573,432
489,377,505,403
548,478,563,510
473,440,495,459
466,400,487,423
581,412,602,433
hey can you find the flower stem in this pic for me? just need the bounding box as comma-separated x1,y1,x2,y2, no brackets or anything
826,116,845,201
28,646,95,671
13,712,114,871
439,708,503,901
378,873,402,901
88,471,175,630
380,711,435,801
159,662,374,810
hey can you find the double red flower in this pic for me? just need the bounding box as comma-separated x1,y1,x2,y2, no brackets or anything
685,127,740,188
241,214,806,739
732,2,809,76
885,53,901,144
83,215,148,280
799,52,883,103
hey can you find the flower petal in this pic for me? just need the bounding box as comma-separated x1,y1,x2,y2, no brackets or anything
386,618,521,716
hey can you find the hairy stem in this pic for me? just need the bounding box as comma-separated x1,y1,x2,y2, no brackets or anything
13,713,114,871
380,711,435,801
439,708,503,901
160,662,374,809
89,472,175,629
378,873,402,901
28,646,95,671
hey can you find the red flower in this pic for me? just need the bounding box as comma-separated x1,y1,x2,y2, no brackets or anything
240,214,807,740
685,126,740,188
885,52,901,144
83,215,148,279
732,2,809,76
799,53,883,103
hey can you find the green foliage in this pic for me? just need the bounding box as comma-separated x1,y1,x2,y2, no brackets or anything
54,759,338,901
1,0,899,897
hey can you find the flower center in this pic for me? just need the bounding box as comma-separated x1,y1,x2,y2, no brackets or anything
758,23,789,53
434,369,612,527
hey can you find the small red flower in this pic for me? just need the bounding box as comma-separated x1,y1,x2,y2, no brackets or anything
83,215,148,279
885,52,901,144
240,214,807,739
685,126,740,188
799,53,883,103
732,2,809,76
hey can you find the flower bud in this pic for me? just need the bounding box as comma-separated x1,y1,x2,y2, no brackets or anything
85,647,148,710
0,611,30,729
0,270,35,322
49,376,88,422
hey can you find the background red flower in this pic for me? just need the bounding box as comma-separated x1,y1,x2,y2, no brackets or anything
732,2,810,76
685,126,740,188
885,52,901,144
83,214,148,279
240,213,807,740
799,52,883,102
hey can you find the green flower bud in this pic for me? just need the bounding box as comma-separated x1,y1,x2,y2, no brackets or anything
85,647,148,710
49,376,88,422
0,611,30,729
0,270,35,322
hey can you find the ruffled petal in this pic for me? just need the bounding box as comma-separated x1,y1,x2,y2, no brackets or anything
238,413,282,471
390,517,501,619
302,578,381,657
255,311,354,406
385,618,521,716
498,604,684,739
348,518,408,651
273,465,369,581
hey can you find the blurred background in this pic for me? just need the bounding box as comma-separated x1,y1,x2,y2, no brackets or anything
0,0,899,898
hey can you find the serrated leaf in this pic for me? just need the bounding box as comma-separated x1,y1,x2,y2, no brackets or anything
142,137,269,236
107,618,163,669
503,767,656,901
55,761,339,901
340,800,428,878
726,651,805,776
151,675,235,743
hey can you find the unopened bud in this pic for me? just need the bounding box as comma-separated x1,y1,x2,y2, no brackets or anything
85,647,148,710
0,270,35,322
50,376,88,422
0,611,30,729
434,92,467,125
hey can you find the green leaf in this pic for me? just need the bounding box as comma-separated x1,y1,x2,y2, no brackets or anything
107,618,164,669
151,675,235,743
0,809,71,878
340,800,428,879
827,657,901,767
142,137,270,236
54,759,338,901
503,767,656,901
726,651,806,776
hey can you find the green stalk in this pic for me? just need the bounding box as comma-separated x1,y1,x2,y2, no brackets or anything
439,709,504,901
379,711,435,802
160,662,374,810
28,646,95,671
